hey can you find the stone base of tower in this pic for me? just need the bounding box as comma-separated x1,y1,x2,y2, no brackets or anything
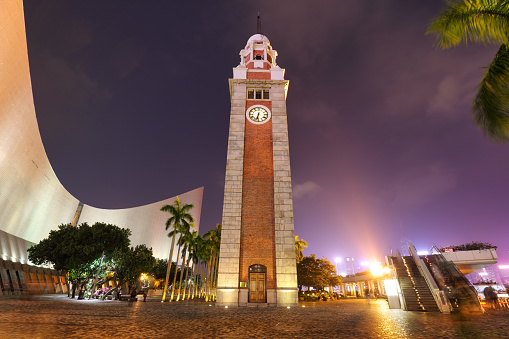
276,288,299,307
216,288,240,307
217,287,299,307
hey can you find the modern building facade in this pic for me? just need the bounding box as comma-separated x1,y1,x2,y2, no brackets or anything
0,0,203,293
344,257,356,276
216,33,299,307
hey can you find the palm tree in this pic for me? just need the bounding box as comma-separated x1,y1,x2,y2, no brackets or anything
160,196,194,302
169,221,192,301
210,224,221,301
176,229,197,301
295,235,308,263
194,235,205,299
427,0,509,141
186,234,200,299
203,224,221,301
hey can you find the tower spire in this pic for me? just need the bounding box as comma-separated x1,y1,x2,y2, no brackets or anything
257,13,261,34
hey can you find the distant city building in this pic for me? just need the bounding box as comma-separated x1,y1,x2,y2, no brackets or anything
345,257,356,276
466,265,504,285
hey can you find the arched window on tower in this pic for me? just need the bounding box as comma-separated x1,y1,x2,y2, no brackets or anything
249,264,267,273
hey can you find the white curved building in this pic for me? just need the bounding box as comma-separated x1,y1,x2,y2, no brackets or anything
0,0,203,270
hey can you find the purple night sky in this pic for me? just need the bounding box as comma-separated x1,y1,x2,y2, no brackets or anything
23,1,509,269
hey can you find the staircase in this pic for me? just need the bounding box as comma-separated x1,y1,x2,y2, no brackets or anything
392,256,440,312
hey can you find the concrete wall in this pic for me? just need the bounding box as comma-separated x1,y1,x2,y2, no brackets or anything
0,0,202,263
0,258,67,296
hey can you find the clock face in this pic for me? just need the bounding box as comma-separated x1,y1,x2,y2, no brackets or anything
247,106,270,124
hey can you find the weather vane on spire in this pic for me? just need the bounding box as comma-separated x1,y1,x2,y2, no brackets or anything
257,13,261,34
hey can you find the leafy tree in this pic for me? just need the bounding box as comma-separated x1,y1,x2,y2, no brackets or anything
297,255,342,292
295,235,308,263
427,0,509,141
87,223,131,293
151,259,177,288
28,223,131,298
110,244,156,293
160,197,194,302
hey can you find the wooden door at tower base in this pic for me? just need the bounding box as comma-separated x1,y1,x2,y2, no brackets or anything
249,273,266,302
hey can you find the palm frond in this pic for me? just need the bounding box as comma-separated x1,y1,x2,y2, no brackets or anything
427,0,509,48
474,43,509,140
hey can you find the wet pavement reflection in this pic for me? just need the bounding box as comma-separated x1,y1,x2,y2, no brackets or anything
0,295,508,338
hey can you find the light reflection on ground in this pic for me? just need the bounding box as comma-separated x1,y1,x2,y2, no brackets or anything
0,295,507,338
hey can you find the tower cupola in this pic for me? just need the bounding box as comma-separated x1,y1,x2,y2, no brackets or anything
233,33,285,80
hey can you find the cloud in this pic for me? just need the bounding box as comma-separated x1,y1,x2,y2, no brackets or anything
113,41,147,78
391,163,457,207
426,73,477,118
29,49,108,140
293,101,339,124
293,181,322,199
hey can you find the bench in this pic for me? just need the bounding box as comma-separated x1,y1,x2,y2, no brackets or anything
119,295,137,302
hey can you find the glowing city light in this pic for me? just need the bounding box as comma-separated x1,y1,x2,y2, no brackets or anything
499,265,509,269
370,262,391,277
479,272,488,276
360,261,369,267
417,250,429,255
335,257,342,263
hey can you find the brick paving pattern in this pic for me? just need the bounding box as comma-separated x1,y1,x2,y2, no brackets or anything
0,295,508,338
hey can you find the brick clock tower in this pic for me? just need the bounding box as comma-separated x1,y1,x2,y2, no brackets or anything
216,33,299,307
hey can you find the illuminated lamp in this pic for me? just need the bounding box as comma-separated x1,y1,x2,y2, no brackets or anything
384,279,399,297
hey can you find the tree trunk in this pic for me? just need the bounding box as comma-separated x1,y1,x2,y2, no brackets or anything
187,261,196,299
71,282,77,299
176,247,187,301
200,261,207,298
66,272,71,298
90,251,105,295
207,252,215,301
193,260,201,299
161,229,177,302
170,244,181,302
183,248,192,300
212,252,219,301
205,251,214,302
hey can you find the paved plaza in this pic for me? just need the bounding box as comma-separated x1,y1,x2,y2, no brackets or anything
0,295,508,338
